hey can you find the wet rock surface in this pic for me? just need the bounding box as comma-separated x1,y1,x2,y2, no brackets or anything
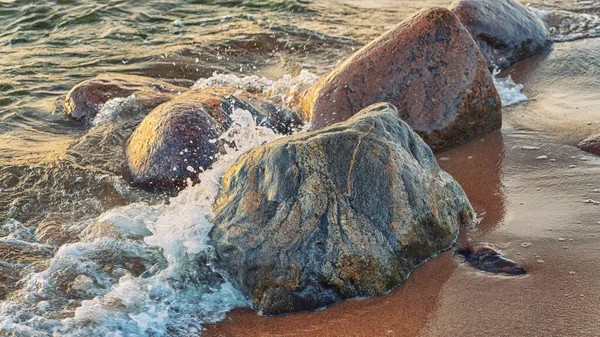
300,7,501,152
209,103,475,315
125,88,300,189
577,134,600,156
456,243,526,275
450,0,552,70
64,73,186,120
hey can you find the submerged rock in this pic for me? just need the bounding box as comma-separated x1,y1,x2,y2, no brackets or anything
64,74,186,120
578,134,600,156
210,103,475,315
300,7,501,152
124,88,300,189
456,243,526,275
450,0,552,70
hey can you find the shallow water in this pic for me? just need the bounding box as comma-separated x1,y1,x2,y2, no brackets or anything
1,0,600,336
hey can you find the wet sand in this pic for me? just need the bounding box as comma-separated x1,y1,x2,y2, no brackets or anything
204,44,600,336
502,38,600,144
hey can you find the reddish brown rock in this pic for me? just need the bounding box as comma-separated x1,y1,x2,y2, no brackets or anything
64,74,186,119
450,0,552,70
301,7,501,152
125,88,300,189
578,134,600,156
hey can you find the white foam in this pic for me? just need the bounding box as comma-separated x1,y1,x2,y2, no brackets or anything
92,94,140,126
492,70,528,107
192,70,318,108
528,6,550,20
0,109,283,336
529,7,600,42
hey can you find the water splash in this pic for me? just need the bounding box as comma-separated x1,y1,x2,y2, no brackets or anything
492,70,528,107
192,69,318,108
530,6,600,42
0,108,282,337
92,95,141,127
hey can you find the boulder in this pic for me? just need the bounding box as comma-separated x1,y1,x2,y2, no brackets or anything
210,103,475,315
124,88,301,189
450,0,552,70
578,134,600,156
64,74,186,119
301,7,501,152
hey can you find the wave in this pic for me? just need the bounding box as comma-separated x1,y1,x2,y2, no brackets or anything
0,108,284,337
530,6,600,42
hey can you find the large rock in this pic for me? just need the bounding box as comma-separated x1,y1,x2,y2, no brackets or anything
450,0,552,70
300,7,501,152
210,103,475,315
125,88,300,189
64,74,186,119
578,134,600,156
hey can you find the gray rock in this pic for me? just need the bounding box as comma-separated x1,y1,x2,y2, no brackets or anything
209,103,475,315
450,0,552,70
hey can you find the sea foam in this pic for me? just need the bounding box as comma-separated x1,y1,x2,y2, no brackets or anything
0,108,282,337
192,69,318,108
492,69,528,107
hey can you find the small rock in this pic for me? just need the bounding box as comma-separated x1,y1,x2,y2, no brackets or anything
520,242,533,248
578,134,600,156
64,74,186,120
456,243,526,275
